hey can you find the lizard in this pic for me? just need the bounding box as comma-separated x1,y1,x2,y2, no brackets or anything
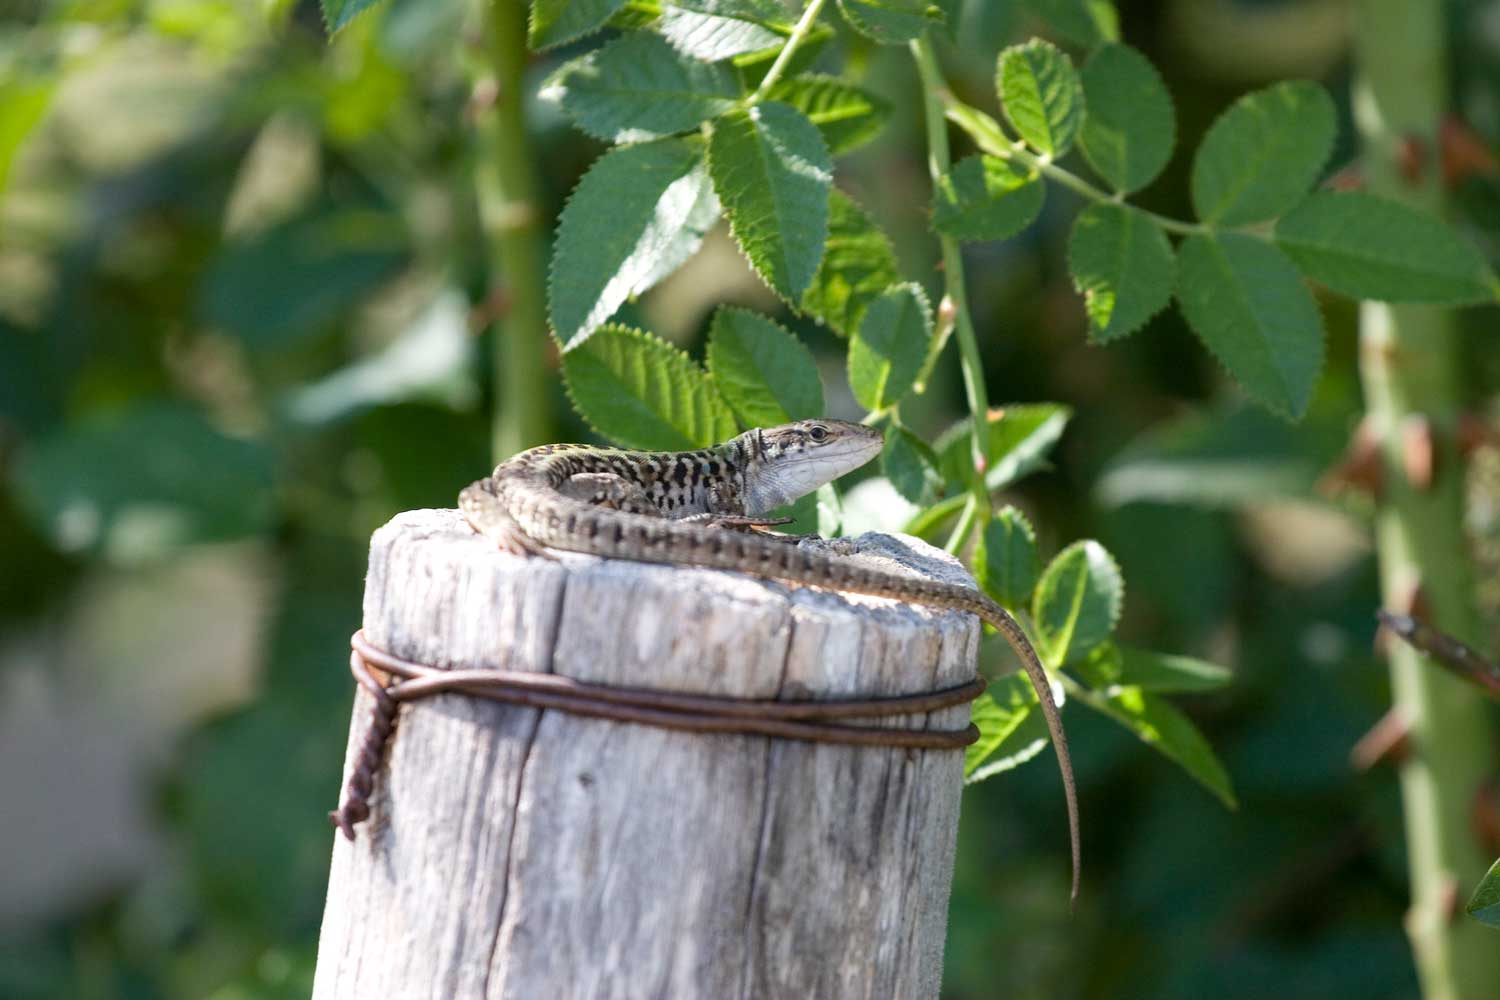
458,418,1080,902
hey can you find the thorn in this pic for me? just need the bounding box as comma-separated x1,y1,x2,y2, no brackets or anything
1327,165,1364,191
1438,874,1462,923
1318,418,1383,499
1398,134,1428,186
1458,413,1500,458
1440,116,1500,188
1401,415,1437,491
1473,778,1500,855
1350,706,1412,771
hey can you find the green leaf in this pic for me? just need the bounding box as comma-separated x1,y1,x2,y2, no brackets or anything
561,324,738,449
12,403,275,565
802,190,901,336
1076,642,1232,694
705,306,824,425
847,283,933,411
931,154,1045,242
837,0,943,44
1019,0,1118,48
201,208,407,351
1032,539,1123,667
1085,687,1237,808
1467,857,1500,927
528,0,627,48
1078,43,1174,193
542,32,739,143
1175,233,1325,420
764,75,892,155
550,138,718,348
1190,81,1335,225
975,506,1040,610
964,673,1045,781
934,403,1071,491
1275,191,1500,305
882,426,943,505
731,24,836,89
997,39,1084,158
1067,203,1174,343
709,102,832,302
0,77,53,202
321,0,387,33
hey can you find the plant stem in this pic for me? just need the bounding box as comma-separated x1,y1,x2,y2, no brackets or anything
474,0,552,462
1352,4,1497,998
912,35,991,552
752,0,829,102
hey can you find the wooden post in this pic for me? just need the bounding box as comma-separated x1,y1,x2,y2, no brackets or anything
313,508,978,999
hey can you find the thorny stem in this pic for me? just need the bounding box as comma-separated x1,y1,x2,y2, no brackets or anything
1353,4,1497,997
751,0,830,102
912,36,992,555
475,0,552,462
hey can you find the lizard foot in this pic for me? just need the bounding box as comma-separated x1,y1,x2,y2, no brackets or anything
702,515,796,532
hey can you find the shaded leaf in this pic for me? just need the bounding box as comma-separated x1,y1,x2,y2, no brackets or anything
561,324,737,449
550,138,718,347
1191,81,1335,225
1096,403,1339,507
705,306,824,425
847,283,932,410
931,154,1045,242
321,0,387,33
201,208,407,351
976,505,1040,610
1175,233,1325,420
1078,43,1174,193
1085,686,1237,808
1033,539,1123,667
1019,0,1118,48
837,0,943,44
997,39,1084,157
709,102,832,302
964,673,1044,781
542,32,739,142
934,403,1071,491
1077,642,1233,694
801,189,901,336
882,426,943,504
1275,191,1500,305
529,0,627,48
13,403,275,564
764,75,892,155
1467,858,1500,927
1067,203,1174,343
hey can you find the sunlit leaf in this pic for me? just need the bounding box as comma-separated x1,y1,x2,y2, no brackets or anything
1084,686,1237,808
709,102,832,302
529,0,628,48
550,138,718,347
975,506,1040,610
561,324,737,449
997,39,1084,157
847,283,932,411
1077,642,1233,694
964,673,1044,781
881,425,943,505
931,155,1045,242
705,306,824,425
763,75,892,155
1033,539,1123,667
801,190,901,336
1467,858,1500,927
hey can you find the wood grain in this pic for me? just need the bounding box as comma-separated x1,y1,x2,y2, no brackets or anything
313,508,977,999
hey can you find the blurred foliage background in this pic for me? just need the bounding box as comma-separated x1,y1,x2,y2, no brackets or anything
3,0,1500,997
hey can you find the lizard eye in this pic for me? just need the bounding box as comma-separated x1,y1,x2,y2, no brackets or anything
808,425,828,442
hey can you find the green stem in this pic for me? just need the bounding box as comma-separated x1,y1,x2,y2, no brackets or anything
751,0,830,102
474,0,552,462
912,35,990,552
1352,4,1497,998
943,98,1208,237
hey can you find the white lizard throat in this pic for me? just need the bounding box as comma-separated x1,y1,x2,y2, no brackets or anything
742,442,881,515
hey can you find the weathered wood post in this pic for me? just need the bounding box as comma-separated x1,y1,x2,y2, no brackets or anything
313,508,979,999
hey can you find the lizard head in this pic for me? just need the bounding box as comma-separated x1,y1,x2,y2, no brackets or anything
741,419,883,514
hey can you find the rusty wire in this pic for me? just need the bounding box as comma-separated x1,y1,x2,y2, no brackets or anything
329,629,985,840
